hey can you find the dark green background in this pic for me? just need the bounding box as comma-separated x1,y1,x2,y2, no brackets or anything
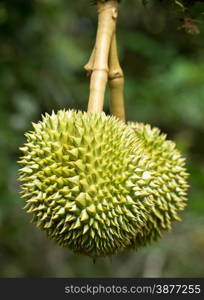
0,0,204,277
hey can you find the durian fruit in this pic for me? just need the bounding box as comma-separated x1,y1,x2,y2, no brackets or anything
18,110,188,258
127,122,189,249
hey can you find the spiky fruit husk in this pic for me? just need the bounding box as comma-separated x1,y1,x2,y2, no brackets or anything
18,110,188,258
127,122,189,249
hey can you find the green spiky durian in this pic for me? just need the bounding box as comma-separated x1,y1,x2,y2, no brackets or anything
18,110,188,258
127,122,189,249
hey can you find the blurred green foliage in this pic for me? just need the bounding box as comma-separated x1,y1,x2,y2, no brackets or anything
0,0,204,277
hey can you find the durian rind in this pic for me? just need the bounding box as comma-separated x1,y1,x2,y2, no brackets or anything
127,122,189,249
19,110,140,257
19,110,188,258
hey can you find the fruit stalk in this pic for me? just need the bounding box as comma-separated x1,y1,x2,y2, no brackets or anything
108,33,125,121
87,0,118,113
84,46,95,76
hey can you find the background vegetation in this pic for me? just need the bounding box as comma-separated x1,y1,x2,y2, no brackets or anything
0,0,204,277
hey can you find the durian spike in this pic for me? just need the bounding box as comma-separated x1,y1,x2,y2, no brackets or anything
87,0,118,113
108,32,125,121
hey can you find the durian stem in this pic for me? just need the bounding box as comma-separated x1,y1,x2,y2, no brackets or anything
87,0,118,113
84,46,95,76
108,33,125,121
